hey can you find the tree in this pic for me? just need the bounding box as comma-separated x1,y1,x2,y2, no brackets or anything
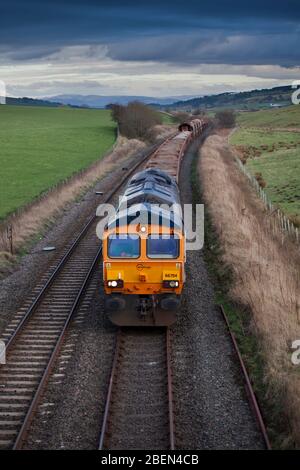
192,108,206,117
173,111,191,123
107,103,125,124
109,101,162,140
215,109,236,128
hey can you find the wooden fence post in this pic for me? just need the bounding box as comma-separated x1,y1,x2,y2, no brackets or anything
7,225,13,255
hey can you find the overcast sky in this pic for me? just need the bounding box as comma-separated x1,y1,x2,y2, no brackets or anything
0,0,299,98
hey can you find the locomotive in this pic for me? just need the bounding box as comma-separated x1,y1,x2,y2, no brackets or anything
102,118,208,326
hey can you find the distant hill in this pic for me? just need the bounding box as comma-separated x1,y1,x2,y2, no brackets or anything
3,86,293,112
156,86,293,111
3,96,61,107
45,94,198,109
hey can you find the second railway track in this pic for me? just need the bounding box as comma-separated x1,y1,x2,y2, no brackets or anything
99,327,174,450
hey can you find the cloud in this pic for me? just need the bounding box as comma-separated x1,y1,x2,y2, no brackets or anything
108,31,300,67
2,47,298,98
8,80,108,97
2,28,300,69
0,1,299,61
0,1,299,97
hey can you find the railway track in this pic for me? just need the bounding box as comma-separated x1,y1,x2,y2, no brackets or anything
0,139,169,450
98,318,270,451
99,328,174,450
219,305,271,450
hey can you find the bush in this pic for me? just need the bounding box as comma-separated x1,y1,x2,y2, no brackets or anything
172,111,191,123
288,214,300,228
254,172,266,188
215,109,236,128
192,108,206,116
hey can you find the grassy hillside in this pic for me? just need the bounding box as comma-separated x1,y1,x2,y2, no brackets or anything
5,96,61,107
161,85,292,111
237,105,300,128
231,106,300,221
231,128,300,148
0,105,116,220
247,148,299,215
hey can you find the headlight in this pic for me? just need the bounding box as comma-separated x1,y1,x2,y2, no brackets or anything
107,280,124,288
169,280,179,288
163,280,179,288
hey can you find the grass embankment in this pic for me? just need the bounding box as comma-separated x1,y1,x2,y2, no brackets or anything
237,105,300,128
0,105,116,220
230,106,300,224
198,133,300,448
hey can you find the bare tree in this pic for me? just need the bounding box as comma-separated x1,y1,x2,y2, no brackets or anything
109,101,162,140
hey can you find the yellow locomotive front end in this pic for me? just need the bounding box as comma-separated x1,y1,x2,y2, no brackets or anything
103,220,185,326
101,167,186,326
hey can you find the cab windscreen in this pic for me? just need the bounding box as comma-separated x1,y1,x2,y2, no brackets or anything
147,234,179,259
108,234,140,258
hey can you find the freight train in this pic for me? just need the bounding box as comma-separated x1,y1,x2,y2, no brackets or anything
102,118,208,326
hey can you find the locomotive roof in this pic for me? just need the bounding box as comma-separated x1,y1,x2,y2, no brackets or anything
107,203,183,232
120,168,180,208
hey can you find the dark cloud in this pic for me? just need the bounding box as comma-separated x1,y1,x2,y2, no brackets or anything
0,0,299,66
108,32,300,67
6,46,61,61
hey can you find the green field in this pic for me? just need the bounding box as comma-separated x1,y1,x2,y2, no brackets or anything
231,128,300,148
160,112,175,124
0,105,116,220
231,106,300,219
237,105,300,128
247,148,299,215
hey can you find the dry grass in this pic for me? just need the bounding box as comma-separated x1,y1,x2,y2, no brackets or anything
0,137,145,257
199,134,300,446
147,124,177,142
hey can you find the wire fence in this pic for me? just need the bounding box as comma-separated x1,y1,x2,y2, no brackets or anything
235,156,299,245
